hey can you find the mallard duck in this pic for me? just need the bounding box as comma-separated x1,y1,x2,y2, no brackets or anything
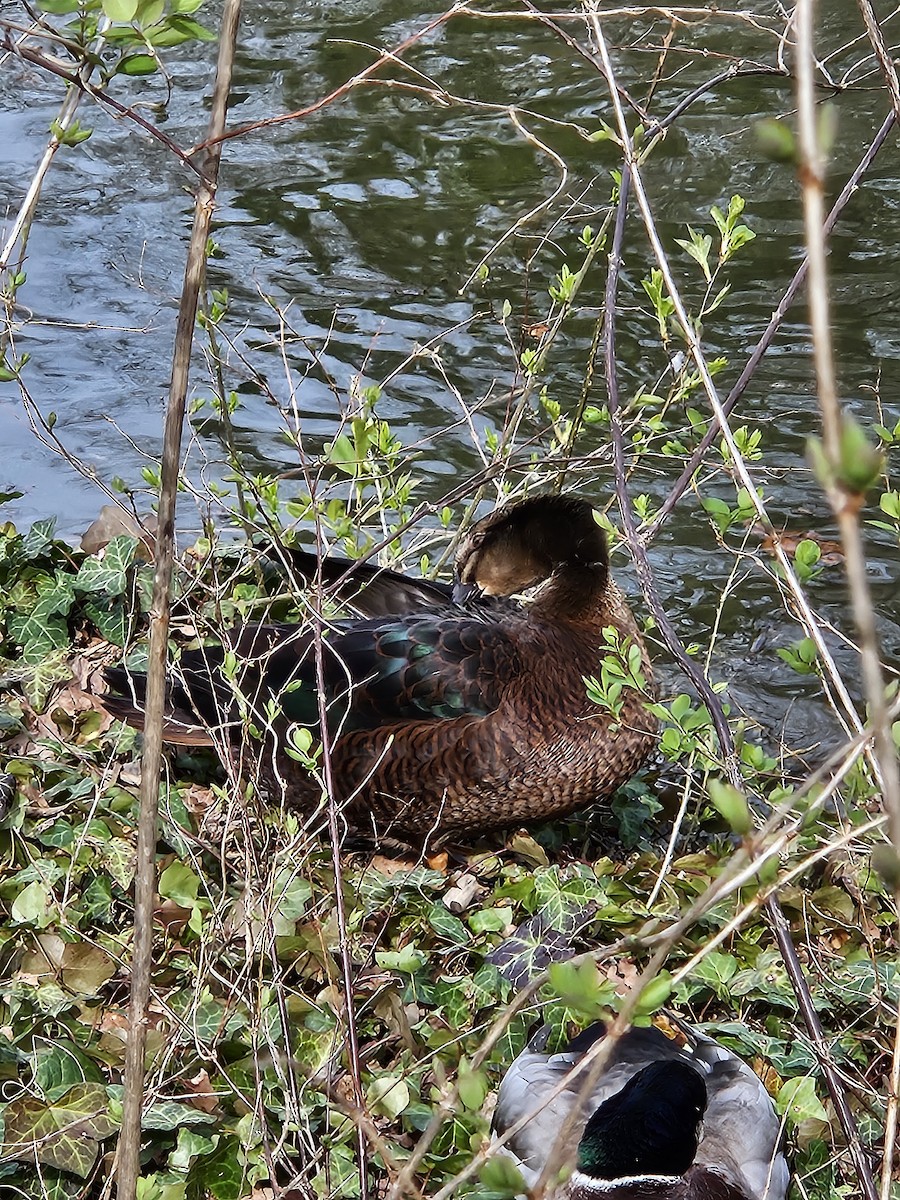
493,1018,789,1200
102,494,656,839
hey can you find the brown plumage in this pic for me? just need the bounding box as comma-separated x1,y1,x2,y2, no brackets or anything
101,494,657,840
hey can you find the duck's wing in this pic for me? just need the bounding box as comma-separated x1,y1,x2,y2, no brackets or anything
493,1032,588,1183
283,547,456,616
327,611,519,727
668,1022,788,1200
102,624,315,745
692,1059,788,1200
102,611,521,743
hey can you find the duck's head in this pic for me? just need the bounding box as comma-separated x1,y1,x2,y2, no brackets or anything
454,494,608,607
574,1060,707,1189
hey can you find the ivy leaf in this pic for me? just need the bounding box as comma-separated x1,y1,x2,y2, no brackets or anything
468,906,513,934
471,962,509,1009
272,870,313,926
306,1142,359,1199
11,879,56,927
80,874,115,922
191,993,228,1044
98,837,136,891
193,1134,244,1200
21,517,57,559
533,869,602,930
83,595,129,645
21,648,72,710
612,784,663,848
9,593,71,663
142,1099,220,1130
690,952,739,996
488,912,575,991
3,1082,117,1177
170,1126,216,1170
367,1074,410,1119
776,1076,828,1125
159,860,201,907
428,903,469,944
74,535,137,595
35,1043,104,1100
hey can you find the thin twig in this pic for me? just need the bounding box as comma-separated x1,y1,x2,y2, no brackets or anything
855,0,900,122
114,1,243,1196
0,22,97,272
310,506,371,1200
0,31,202,186
605,163,740,784
190,4,463,153
796,5,900,1199
585,4,878,775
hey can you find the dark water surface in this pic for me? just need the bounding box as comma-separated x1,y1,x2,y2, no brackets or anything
1,2,899,754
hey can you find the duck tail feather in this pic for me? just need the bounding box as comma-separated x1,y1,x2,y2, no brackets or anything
101,667,216,747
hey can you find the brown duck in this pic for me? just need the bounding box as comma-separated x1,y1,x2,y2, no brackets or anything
102,494,656,840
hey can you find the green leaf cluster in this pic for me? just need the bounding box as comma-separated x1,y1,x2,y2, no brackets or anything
0,520,152,711
34,0,214,86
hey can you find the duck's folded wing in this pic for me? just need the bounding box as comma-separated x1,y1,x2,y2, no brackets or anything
283,547,456,617
694,1054,789,1200
493,1039,588,1182
102,624,315,744
103,614,520,742
325,613,519,727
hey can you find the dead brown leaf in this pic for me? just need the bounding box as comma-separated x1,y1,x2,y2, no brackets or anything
185,1069,219,1114
154,898,193,936
601,958,639,994
181,784,216,815
370,853,417,876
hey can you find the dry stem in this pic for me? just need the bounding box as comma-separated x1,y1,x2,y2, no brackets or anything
796,5,900,1198
114,1,244,1196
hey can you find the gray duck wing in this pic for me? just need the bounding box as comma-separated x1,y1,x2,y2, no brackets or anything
679,1025,788,1200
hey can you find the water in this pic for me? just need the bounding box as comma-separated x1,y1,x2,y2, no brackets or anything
1,1,898,753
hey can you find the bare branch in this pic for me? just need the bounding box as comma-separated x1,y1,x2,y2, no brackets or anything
115,1,244,1196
